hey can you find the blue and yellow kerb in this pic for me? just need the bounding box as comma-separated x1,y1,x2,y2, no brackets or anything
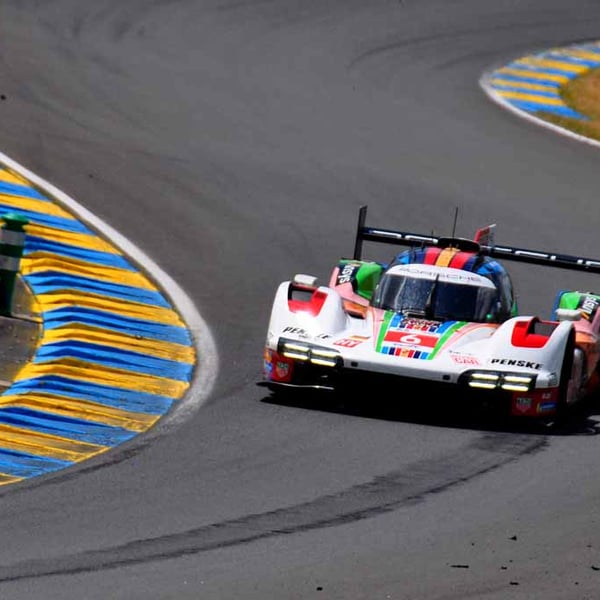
0,165,195,485
486,42,600,120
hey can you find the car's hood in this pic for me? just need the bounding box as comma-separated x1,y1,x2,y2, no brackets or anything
372,311,497,360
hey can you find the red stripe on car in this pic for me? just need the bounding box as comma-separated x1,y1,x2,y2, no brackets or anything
424,247,442,265
288,290,328,316
511,318,551,348
449,251,473,269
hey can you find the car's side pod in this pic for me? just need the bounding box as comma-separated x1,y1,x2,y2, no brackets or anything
510,317,560,349
267,278,349,337
486,316,574,377
287,277,327,317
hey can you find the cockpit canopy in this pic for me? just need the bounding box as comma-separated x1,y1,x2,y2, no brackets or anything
371,264,499,322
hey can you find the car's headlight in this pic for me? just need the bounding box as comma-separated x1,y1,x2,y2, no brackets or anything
501,374,536,392
467,371,536,392
278,339,341,368
468,372,500,389
279,341,310,361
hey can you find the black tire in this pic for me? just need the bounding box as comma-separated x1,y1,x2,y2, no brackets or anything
554,330,577,427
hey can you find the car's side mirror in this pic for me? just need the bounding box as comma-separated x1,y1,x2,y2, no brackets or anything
555,308,582,321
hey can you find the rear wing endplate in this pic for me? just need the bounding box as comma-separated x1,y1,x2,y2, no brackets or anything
353,205,600,275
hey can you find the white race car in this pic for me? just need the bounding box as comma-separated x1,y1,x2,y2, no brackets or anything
260,206,600,420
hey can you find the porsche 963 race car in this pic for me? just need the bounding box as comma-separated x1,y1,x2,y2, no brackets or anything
261,206,600,419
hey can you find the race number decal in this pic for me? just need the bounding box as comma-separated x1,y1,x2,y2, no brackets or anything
384,330,438,348
397,334,422,345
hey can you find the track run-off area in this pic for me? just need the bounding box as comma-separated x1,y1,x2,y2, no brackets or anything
2,2,600,599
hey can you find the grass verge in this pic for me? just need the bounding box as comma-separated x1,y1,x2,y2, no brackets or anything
539,67,600,142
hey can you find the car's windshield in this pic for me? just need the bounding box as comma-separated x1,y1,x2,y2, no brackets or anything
372,274,497,322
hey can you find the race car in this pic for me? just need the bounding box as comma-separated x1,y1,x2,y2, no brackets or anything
260,206,600,420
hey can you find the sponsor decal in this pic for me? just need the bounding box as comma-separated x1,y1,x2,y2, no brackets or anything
275,361,290,379
399,318,440,332
334,338,362,348
263,348,274,376
283,326,309,337
334,336,369,348
515,397,532,414
282,327,330,340
337,262,359,285
578,295,600,321
378,313,459,359
490,358,542,370
264,348,294,382
450,354,480,365
392,266,483,283
264,359,273,377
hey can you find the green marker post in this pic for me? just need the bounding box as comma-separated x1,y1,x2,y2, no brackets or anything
0,213,28,316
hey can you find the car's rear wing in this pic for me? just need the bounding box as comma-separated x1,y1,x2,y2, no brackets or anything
353,205,600,274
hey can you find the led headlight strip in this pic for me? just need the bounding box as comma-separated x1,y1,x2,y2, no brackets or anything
0,165,196,485
468,371,535,393
278,339,341,368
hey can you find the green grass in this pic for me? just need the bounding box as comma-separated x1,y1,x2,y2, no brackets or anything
538,67,600,142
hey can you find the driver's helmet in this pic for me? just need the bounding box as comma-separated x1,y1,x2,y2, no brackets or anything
371,264,499,322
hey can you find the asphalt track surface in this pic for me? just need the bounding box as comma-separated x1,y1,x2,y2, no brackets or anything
1,1,600,599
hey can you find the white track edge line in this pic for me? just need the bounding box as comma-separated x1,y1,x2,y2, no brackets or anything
479,71,600,151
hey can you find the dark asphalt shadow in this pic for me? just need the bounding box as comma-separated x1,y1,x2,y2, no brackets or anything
259,383,600,437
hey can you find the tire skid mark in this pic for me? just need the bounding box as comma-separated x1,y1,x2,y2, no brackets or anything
0,432,547,581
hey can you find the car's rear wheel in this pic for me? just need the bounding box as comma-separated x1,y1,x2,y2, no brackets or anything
555,333,585,425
